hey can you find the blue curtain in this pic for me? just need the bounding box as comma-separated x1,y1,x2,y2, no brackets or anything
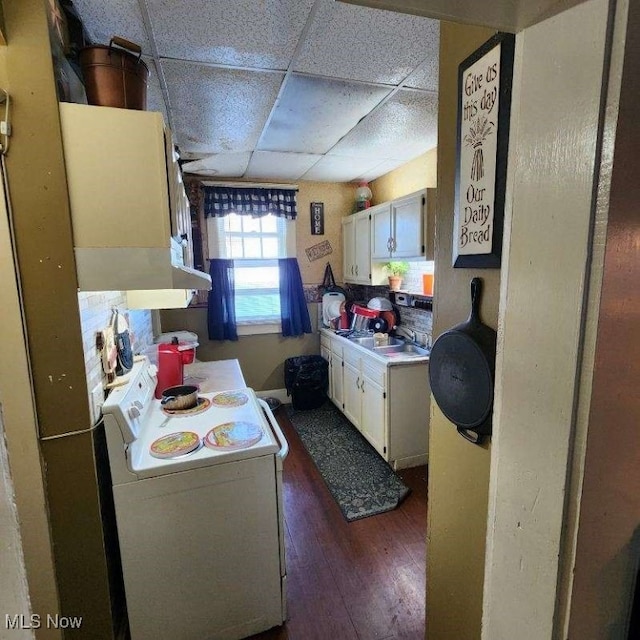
279,258,312,337
207,259,238,342
203,186,297,219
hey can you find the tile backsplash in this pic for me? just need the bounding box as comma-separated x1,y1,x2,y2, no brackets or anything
77,292,154,419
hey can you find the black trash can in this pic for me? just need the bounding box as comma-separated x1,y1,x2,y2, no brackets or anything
284,355,329,410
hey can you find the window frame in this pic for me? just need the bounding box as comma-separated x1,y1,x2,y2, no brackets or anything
206,213,296,333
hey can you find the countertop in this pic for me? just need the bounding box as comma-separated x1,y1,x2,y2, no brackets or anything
320,329,429,366
184,359,246,392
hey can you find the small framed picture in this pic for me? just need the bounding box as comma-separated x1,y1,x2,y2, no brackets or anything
453,33,515,268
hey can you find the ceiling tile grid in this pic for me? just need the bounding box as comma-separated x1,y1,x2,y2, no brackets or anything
68,0,440,182
145,0,316,69
162,60,285,155
329,88,438,160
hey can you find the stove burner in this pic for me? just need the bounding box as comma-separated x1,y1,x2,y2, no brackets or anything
161,396,211,417
211,391,249,408
204,422,263,451
149,431,202,459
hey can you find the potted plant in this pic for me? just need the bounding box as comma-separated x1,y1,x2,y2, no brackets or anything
383,261,409,291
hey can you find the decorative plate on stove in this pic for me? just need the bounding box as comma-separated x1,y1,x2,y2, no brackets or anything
211,391,249,408
204,422,263,450
161,397,212,417
150,431,201,459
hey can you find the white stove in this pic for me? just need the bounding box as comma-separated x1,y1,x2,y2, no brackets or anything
101,357,288,640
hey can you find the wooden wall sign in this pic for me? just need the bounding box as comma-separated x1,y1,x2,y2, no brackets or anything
454,33,515,268
310,202,324,235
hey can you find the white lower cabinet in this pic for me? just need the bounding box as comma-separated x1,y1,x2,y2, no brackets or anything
342,358,361,429
321,331,429,469
360,369,387,457
321,334,344,409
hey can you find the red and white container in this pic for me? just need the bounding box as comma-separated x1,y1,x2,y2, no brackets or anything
350,304,378,331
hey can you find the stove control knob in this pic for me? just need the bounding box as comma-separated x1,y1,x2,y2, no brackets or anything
133,400,144,410
128,406,141,420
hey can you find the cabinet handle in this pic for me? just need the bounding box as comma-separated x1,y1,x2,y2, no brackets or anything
355,265,358,276
356,377,360,390
387,237,392,252
361,379,365,393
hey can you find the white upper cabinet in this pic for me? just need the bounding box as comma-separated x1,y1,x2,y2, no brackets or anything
342,209,371,284
370,202,393,260
371,189,426,260
59,103,210,293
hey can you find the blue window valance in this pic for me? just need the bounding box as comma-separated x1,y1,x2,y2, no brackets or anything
203,186,298,219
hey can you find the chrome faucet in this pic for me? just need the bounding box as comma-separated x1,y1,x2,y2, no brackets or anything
395,326,417,343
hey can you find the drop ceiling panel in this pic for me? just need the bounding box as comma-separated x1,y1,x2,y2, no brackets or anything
162,60,285,155
293,1,439,85
71,0,151,52
329,89,438,159
181,152,251,178
302,155,386,182
146,0,315,69
258,73,392,154
245,151,322,181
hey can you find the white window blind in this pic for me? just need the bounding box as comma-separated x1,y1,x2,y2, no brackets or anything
207,213,295,325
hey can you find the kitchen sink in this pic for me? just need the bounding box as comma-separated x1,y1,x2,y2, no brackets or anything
345,334,428,357
347,336,403,348
373,343,430,357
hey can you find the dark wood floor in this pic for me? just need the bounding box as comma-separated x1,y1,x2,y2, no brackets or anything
249,405,428,640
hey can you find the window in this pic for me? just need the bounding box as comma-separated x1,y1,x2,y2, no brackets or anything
207,213,295,326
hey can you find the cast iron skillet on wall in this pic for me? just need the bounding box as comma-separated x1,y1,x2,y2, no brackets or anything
428,277,497,444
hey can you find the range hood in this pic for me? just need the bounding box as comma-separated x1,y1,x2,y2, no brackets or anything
59,103,211,300
72,244,211,292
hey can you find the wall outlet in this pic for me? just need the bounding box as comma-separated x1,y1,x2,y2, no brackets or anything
90,383,105,425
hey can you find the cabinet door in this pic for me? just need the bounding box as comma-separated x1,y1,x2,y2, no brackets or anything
354,212,371,284
342,217,356,283
342,361,361,430
320,345,333,401
361,376,387,458
332,352,344,409
391,191,424,258
370,203,392,259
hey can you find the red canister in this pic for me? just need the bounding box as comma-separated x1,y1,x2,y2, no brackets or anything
155,343,184,399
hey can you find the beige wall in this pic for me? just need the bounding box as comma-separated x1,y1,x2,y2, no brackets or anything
0,111,61,639
296,181,354,285
370,148,437,203
426,22,497,640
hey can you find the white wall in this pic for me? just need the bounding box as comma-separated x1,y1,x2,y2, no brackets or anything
482,0,613,637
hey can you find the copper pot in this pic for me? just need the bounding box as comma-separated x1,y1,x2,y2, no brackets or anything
79,36,149,110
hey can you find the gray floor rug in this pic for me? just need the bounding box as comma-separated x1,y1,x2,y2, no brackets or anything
286,402,411,522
